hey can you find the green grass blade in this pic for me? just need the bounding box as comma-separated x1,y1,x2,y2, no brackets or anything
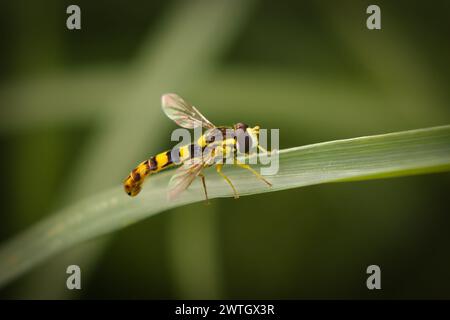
0,125,449,288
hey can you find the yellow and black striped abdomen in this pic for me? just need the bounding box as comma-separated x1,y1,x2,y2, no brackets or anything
123,144,201,196
123,149,176,196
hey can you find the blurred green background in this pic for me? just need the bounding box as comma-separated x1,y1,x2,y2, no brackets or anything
0,0,449,299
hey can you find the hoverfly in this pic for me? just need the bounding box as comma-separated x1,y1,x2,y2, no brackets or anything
123,93,272,200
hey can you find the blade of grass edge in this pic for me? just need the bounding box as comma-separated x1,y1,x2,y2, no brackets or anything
0,124,449,288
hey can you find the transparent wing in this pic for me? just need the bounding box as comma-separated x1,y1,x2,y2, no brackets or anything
167,158,205,200
161,93,215,129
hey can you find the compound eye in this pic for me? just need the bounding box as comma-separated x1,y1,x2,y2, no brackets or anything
235,122,248,131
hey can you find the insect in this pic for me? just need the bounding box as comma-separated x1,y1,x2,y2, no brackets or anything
123,93,272,200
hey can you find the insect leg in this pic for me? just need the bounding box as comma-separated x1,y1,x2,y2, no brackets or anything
198,173,209,203
257,145,269,154
234,162,272,187
216,164,239,199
